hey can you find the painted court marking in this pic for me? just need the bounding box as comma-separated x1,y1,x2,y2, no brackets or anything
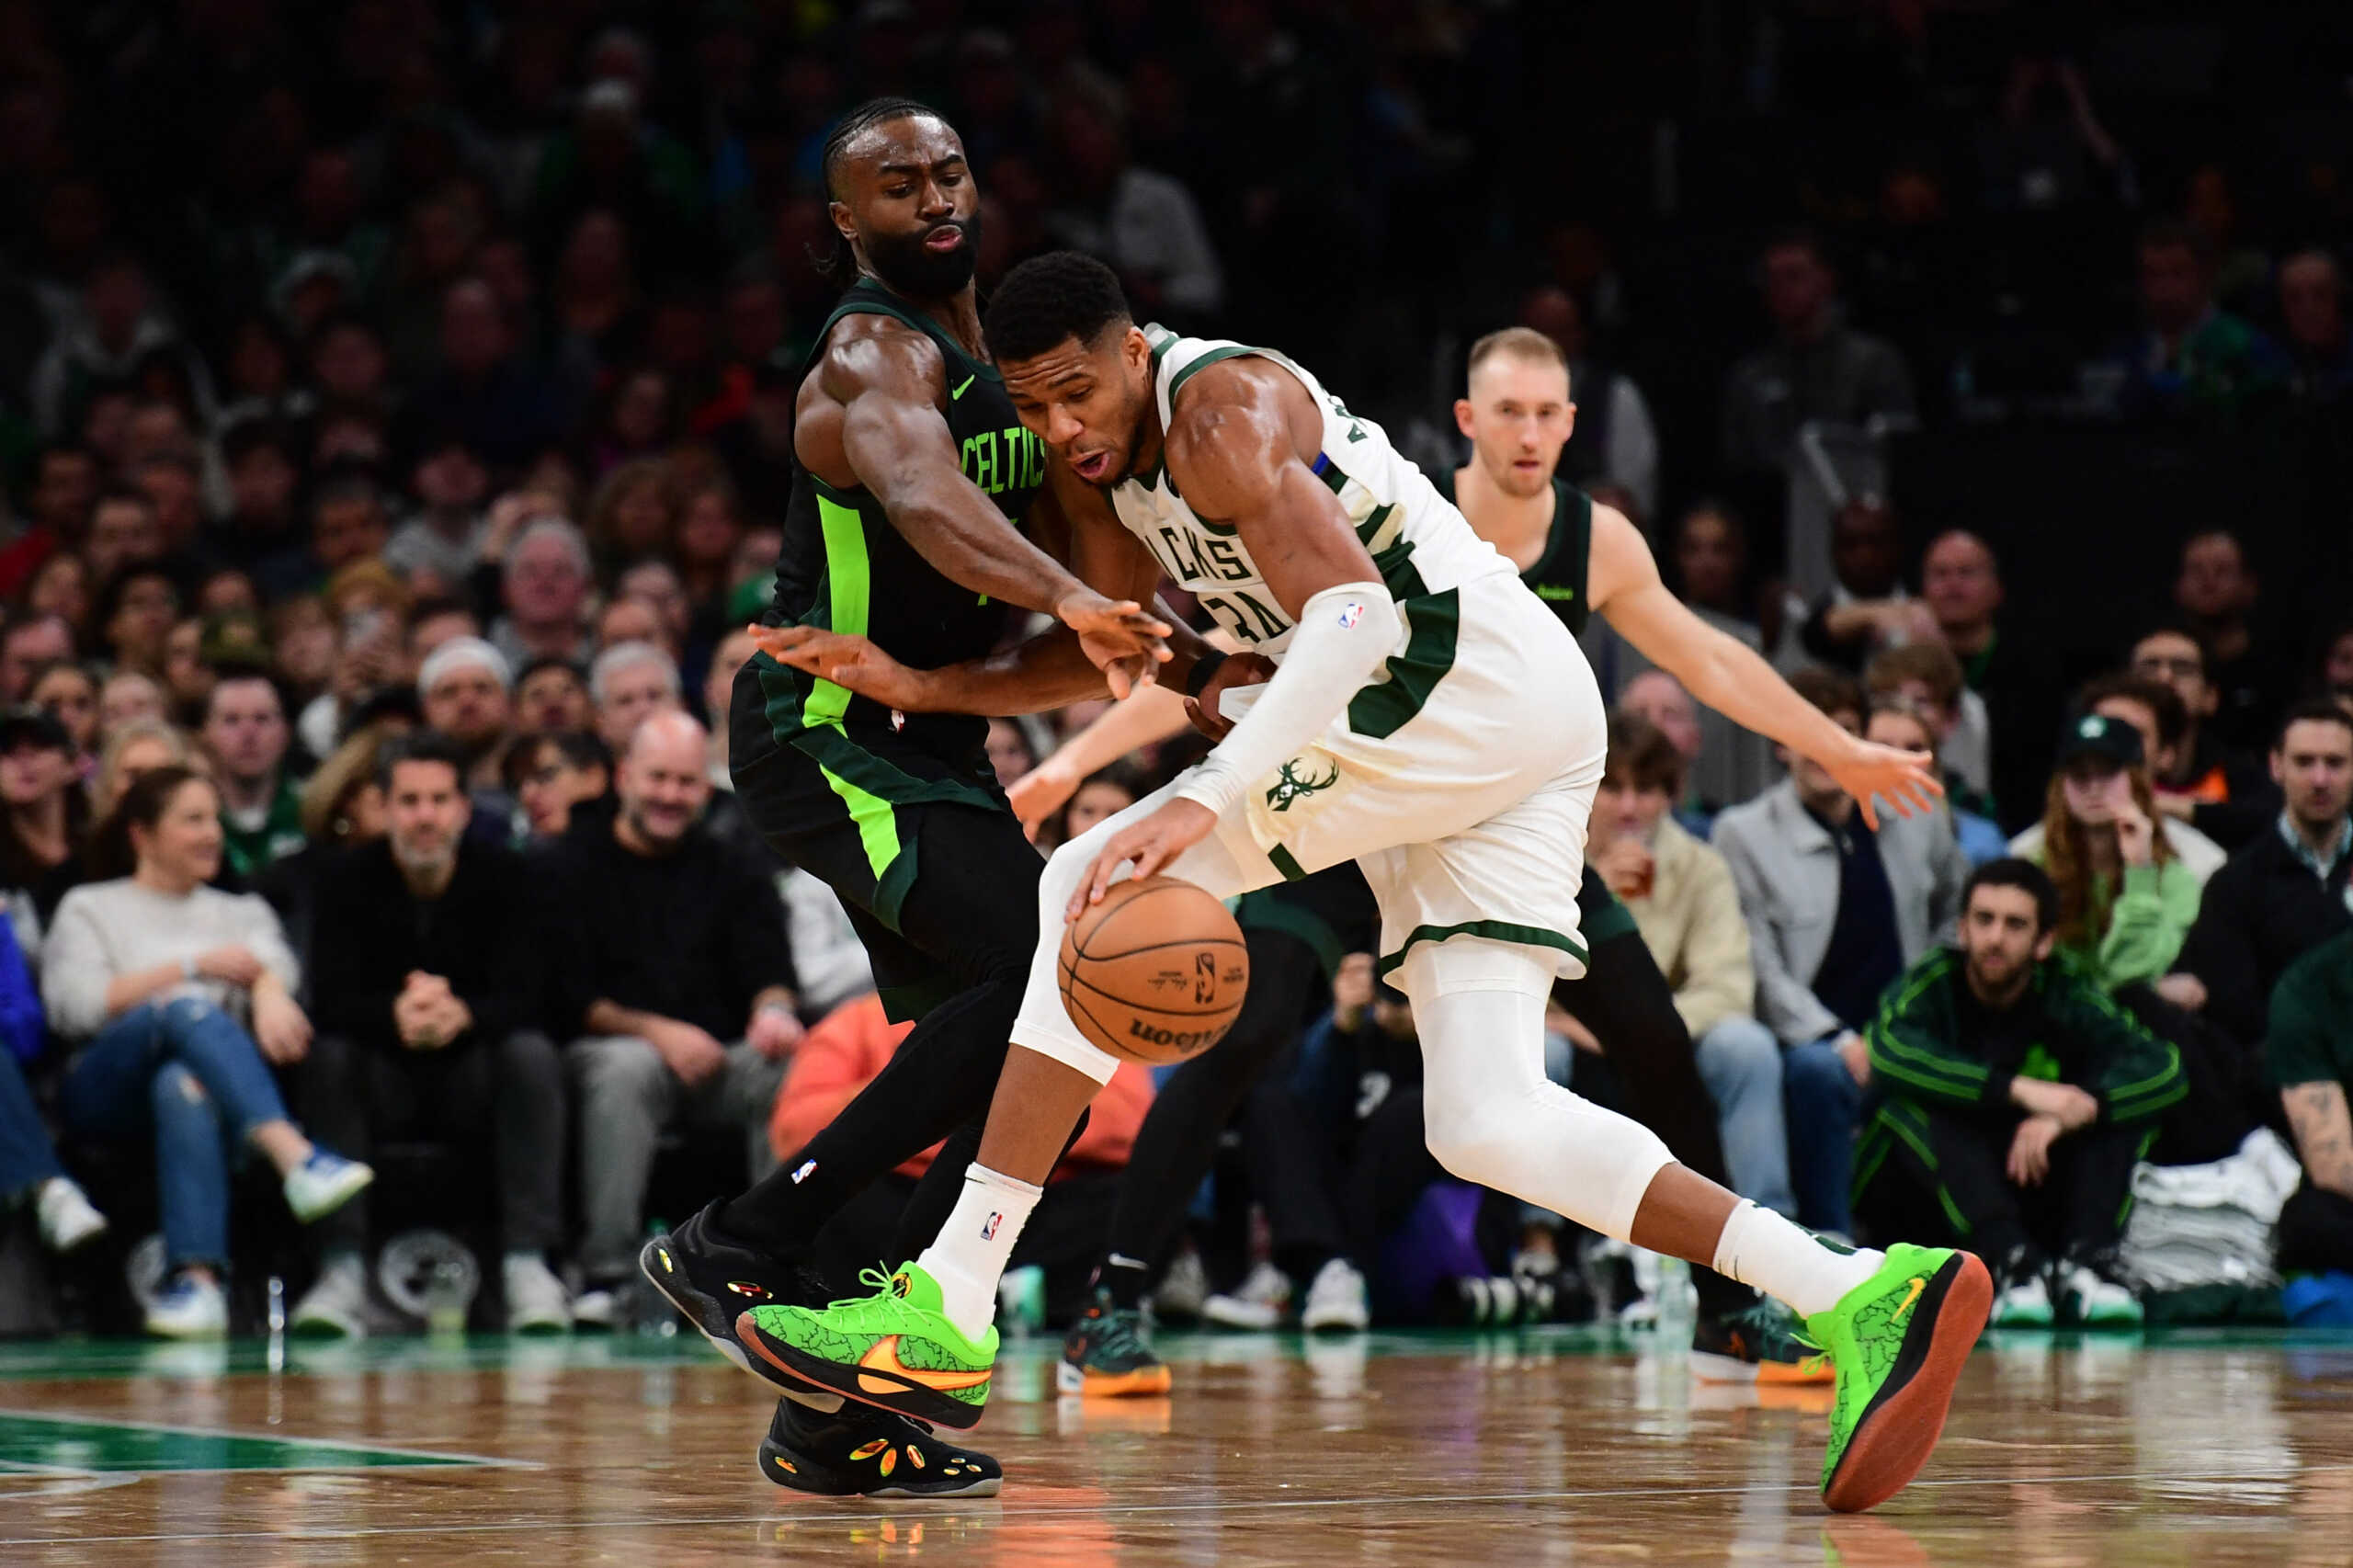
0,1408,537,1477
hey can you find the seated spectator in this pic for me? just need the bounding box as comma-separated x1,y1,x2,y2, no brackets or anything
770,990,1155,1321
504,731,612,841
985,719,1037,791
0,917,108,1256
487,517,596,672
1797,499,1938,675
595,596,669,658
1856,860,2182,1327
1518,286,1658,517
616,561,693,664
0,707,88,935
27,557,93,655
297,724,395,850
405,597,481,667
1864,641,1994,815
1590,715,1795,1217
702,627,757,786
92,719,193,824
292,733,567,1336
1866,697,2006,867
1922,529,2058,832
85,489,164,592
96,562,179,679
2177,700,2353,1050
200,669,306,877
1720,228,1915,482
1616,670,1720,835
97,670,168,747
2022,672,2230,881
385,433,491,591
515,655,594,734
0,444,98,603
1714,667,1968,1233
2270,931,2353,1278
2130,626,2275,848
2172,529,2294,753
780,868,878,1021
42,767,373,1337
0,613,75,704
417,636,514,795
2278,247,2353,403
546,712,801,1324
2110,221,2287,426
30,660,100,769
589,640,682,752
2017,714,2200,992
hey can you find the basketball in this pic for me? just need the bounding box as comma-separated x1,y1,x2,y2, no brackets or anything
1057,875,1250,1066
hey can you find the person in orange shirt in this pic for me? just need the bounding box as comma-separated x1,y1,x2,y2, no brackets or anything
771,990,1155,1319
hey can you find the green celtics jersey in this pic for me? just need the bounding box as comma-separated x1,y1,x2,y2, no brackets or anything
1427,467,1596,636
763,278,1048,757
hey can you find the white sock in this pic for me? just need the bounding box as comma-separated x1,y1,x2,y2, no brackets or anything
915,1164,1042,1342
1711,1199,1883,1318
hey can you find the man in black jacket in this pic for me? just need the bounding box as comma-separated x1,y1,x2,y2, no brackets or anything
293,731,569,1336
2177,699,2353,1052
551,710,802,1325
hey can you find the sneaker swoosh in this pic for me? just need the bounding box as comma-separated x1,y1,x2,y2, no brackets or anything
949,374,975,401
858,1335,993,1392
1891,1276,1927,1328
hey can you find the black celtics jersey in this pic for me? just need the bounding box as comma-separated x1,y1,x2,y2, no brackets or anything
1428,468,1596,636
763,278,1048,758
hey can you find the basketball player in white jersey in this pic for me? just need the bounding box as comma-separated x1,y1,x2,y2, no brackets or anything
740,253,1991,1514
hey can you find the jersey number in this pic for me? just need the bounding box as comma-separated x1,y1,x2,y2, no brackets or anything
1199,590,1290,644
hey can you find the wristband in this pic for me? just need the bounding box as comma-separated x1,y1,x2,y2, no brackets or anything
1184,650,1229,699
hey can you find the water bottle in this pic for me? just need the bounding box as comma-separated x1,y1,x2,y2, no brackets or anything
423,1256,471,1337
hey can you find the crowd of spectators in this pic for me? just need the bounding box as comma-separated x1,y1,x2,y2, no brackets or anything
5,1,2353,1337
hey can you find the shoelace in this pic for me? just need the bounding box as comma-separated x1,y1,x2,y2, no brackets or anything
820,1265,916,1317
1086,1306,1153,1363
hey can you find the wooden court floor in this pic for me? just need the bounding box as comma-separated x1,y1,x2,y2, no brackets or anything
3,1327,2351,1565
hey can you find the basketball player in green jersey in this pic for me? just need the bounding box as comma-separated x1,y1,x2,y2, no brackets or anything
636,101,1188,1501
747,254,1989,1515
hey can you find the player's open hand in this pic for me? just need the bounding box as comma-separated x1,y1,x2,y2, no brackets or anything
1057,589,1172,672
748,625,929,711
1824,738,1943,830
2007,1113,2063,1187
1068,798,1216,922
1186,653,1277,740
1008,756,1082,835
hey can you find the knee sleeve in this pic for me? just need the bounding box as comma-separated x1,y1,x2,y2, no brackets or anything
1407,938,1676,1242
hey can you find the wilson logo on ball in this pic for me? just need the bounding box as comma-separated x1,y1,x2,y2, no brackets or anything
1127,1019,1224,1050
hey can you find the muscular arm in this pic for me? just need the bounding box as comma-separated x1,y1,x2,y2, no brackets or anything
2284,1080,2353,1199
1587,504,1936,825
799,317,1141,627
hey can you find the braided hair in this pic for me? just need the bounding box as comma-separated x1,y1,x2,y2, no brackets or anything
814,97,942,279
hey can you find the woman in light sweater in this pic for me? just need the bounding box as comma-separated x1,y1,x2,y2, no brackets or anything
43,767,372,1337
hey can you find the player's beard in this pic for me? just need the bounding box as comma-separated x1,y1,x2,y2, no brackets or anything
864,210,983,301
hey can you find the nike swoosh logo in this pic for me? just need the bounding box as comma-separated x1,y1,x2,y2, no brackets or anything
858,1335,993,1392
949,374,975,401
1892,1276,1927,1326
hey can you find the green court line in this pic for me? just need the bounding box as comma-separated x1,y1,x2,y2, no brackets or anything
0,1409,525,1473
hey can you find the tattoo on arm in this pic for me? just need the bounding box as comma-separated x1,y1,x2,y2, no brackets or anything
2284,1081,2353,1198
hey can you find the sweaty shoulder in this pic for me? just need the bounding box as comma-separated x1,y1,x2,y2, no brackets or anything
796,313,949,487
1162,357,1318,517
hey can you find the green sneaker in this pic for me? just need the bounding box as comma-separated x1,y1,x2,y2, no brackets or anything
1803,1244,1991,1514
735,1265,999,1430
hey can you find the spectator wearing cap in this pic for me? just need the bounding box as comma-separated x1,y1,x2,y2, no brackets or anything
2016,673,2230,883
515,655,593,733
418,637,515,795
293,732,569,1336
2177,700,2353,1052
545,711,800,1324
1854,859,2182,1328
386,435,492,592
0,705,88,942
2016,712,2201,994
1588,714,1796,1216
2130,625,2276,849
0,613,75,704
590,640,682,753
1713,667,1969,1233
201,669,305,877
488,517,595,673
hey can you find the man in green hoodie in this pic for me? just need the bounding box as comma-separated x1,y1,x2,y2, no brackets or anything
1855,858,2184,1329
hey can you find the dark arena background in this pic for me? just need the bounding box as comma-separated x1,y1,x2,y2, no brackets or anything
4,1,2353,1562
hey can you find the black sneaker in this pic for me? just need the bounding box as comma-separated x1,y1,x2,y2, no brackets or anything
1690,1294,1834,1385
640,1200,831,1392
757,1398,1002,1498
1058,1289,1172,1397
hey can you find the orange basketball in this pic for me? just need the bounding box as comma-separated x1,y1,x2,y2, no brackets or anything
1057,875,1250,1066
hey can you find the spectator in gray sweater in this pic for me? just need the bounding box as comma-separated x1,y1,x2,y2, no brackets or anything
42,767,373,1338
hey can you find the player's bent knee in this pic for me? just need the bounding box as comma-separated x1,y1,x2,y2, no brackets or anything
1001,1028,1121,1089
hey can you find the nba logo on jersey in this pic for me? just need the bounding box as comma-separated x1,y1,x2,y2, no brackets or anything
790,1160,816,1184
981,1211,1002,1241
1336,602,1364,629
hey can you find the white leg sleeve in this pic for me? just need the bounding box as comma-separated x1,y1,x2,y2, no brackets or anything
1006,776,1268,1085
1405,938,1675,1241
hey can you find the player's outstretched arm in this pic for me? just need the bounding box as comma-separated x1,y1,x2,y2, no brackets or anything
804,318,1168,657
1586,504,1938,829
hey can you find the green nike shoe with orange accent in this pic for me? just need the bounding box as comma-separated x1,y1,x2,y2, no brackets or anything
1803,1244,1992,1514
736,1264,998,1430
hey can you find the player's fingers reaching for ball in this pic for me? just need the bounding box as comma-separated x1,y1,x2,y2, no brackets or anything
1067,800,1217,922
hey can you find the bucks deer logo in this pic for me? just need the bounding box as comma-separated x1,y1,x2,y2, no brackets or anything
1266,757,1339,812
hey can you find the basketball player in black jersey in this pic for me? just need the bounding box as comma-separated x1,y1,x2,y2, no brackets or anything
636,98,1205,1498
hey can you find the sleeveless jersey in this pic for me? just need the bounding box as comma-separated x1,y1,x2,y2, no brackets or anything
1428,466,1596,636
764,278,1048,756
1111,327,1513,657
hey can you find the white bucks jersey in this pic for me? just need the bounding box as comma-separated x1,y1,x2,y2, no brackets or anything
1112,327,1512,654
